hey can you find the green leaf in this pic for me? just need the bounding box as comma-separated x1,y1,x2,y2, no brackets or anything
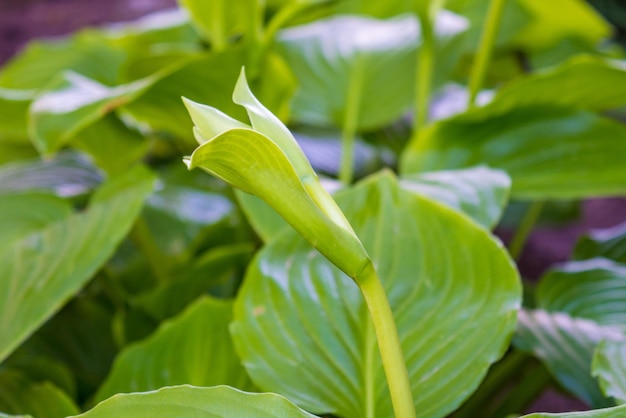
0,370,79,418
536,258,626,328
0,87,34,143
0,194,72,250
512,0,611,50
401,106,626,199
492,56,626,112
134,244,254,320
400,166,511,229
593,340,626,404
28,71,153,155
0,166,155,362
177,0,254,48
77,385,316,418
231,172,520,417
574,222,626,264
514,309,622,408
0,152,102,197
521,404,626,417
95,296,252,402
275,12,468,130
0,31,125,89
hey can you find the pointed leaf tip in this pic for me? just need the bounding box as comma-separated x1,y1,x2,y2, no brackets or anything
182,96,248,142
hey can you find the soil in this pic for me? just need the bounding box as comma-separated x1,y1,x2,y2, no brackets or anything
1,0,626,415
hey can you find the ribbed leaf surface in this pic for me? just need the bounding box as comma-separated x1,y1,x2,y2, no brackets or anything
77,386,316,418
574,222,626,264
514,309,624,407
0,166,154,362
593,340,626,404
231,172,520,418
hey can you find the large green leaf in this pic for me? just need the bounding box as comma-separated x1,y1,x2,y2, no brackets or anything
0,88,34,143
521,404,626,417
28,71,153,155
0,31,125,89
515,309,623,408
77,385,316,418
275,12,467,130
574,222,626,264
593,340,626,404
95,296,252,402
0,370,78,418
536,259,626,328
400,166,511,229
492,56,626,112
0,152,102,197
231,172,520,418
177,0,255,47
401,106,626,199
0,166,154,362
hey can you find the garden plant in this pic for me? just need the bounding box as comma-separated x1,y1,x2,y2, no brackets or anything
1,0,626,417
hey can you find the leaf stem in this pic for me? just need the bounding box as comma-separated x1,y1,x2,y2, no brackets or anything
414,13,435,133
508,201,544,260
467,0,507,106
339,59,363,185
357,262,416,418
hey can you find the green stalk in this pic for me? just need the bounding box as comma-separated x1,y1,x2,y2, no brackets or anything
467,0,507,106
210,1,227,52
339,60,364,185
414,13,435,133
358,263,416,418
508,201,544,260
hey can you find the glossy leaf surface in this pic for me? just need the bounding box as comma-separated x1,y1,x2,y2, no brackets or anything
593,340,626,404
29,72,153,155
515,309,623,407
574,222,626,264
536,259,626,328
401,106,626,199
77,385,316,418
95,297,252,402
400,166,511,229
0,166,154,362
276,12,467,130
0,152,102,197
232,172,520,417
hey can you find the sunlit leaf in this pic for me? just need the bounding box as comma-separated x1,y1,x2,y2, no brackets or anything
0,370,79,418
0,166,154,362
0,87,34,143
401,106,626,199
77,385,316,418
95,297,253,402
400,166,511,229
232,172,520,417
28,71,154,155
276,12,468,130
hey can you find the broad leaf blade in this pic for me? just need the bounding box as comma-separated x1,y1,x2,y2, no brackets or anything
77,385,316,418
231,172,520,417
574,222,626,264
401,106,626,199
400,166,511,229
276,12,467,130
514,309,623,408
537,258,626,328
95,297,252,402
521,404,626,417
0,166,154,362
593,340,626,404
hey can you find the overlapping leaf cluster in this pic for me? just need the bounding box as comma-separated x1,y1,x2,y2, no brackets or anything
1,0,626,417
